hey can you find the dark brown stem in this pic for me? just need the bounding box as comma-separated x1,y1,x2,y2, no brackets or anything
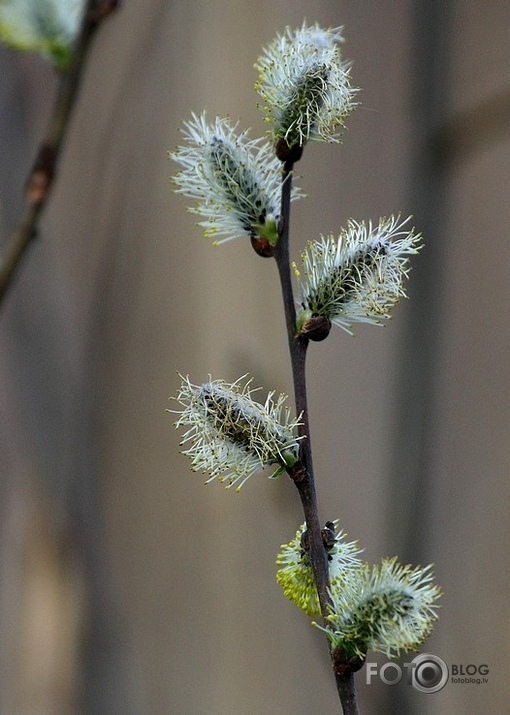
274,163,330,613
274,161,360,715
334,670,361,715
0,0,119,307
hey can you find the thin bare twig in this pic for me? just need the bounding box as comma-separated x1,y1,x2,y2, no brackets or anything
0,0,119,307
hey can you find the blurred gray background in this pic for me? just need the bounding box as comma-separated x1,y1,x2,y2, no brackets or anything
1,1,509,713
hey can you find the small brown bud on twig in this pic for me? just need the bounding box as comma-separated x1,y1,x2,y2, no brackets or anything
331,647,365,677
300,315,332,341
286,461,307,483
26,144,55,206
250,235,276,257
275,138,303,163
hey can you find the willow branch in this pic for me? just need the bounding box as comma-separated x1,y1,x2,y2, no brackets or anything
0,0,119,307
273,160,360,715
274,162,330,615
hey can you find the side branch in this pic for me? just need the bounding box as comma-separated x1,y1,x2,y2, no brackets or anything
0,0,119,307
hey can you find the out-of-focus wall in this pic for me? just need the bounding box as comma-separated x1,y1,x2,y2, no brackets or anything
0,1,508,713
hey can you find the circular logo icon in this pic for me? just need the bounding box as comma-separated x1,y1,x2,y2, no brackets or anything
411,654,448,693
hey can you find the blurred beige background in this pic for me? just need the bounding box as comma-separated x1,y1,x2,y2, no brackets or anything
1,1,509,713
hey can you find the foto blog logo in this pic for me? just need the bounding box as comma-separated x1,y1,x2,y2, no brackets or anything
366,653,449,693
